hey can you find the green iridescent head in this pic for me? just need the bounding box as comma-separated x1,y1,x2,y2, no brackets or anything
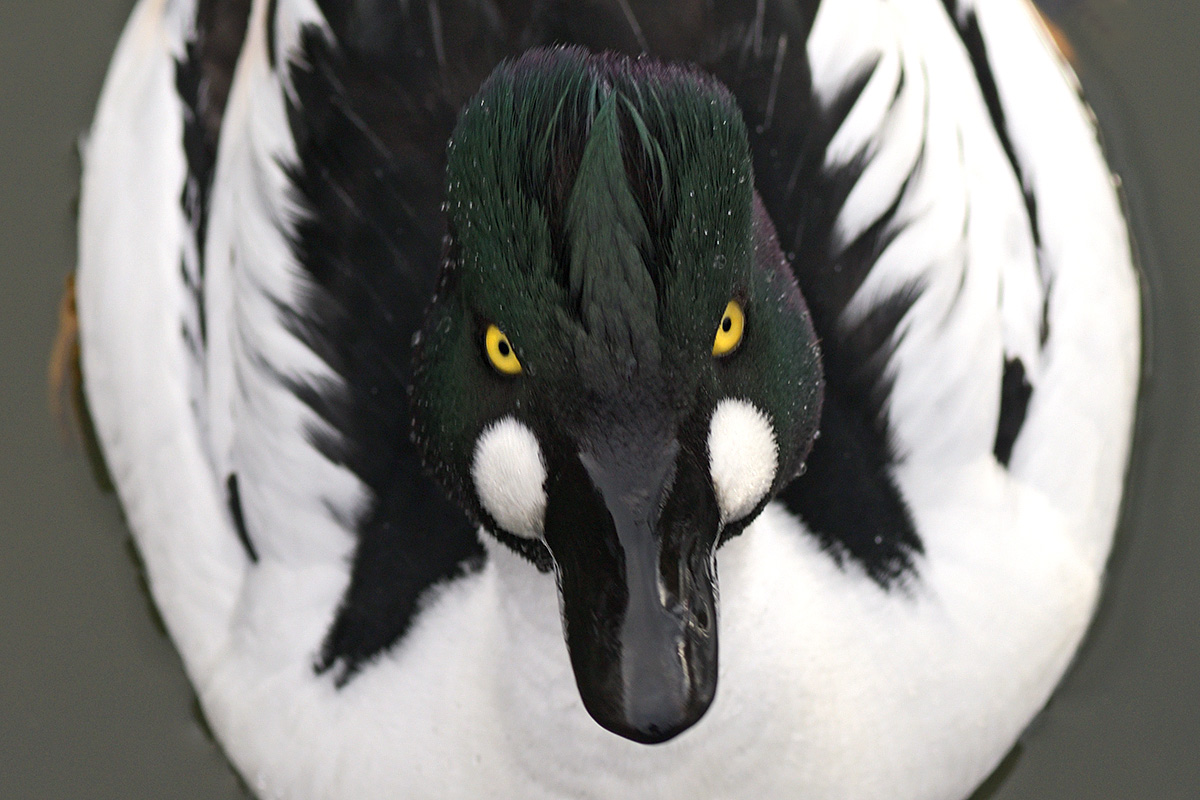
412,46,822,744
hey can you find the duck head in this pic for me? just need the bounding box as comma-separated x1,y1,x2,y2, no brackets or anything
412,47,822,744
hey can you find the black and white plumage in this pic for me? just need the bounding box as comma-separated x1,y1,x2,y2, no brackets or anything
76,0,1139,798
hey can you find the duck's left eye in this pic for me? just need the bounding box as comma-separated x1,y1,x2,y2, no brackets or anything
712,300,744,357
485,324,523,375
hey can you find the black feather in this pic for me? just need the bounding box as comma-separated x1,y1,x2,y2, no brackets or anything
281,15,504,683
176,0,253,267
994,357,1033,466
281,0,931,679
225,474,258,563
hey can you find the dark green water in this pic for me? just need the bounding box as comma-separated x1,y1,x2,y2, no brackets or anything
1,1,1196,797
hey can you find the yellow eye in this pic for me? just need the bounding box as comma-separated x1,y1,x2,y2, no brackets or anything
485,324,522,375
712,300,744,356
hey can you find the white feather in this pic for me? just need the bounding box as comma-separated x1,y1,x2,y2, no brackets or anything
708,399,778,524
472,417,548,539
77,0,242,678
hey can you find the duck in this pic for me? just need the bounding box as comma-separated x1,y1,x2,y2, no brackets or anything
74,0,1140,798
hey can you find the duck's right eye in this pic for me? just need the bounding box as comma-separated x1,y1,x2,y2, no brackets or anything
485,324,522,375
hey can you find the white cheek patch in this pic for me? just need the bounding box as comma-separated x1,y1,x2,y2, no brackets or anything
708,399,779,524
471,417,548,539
